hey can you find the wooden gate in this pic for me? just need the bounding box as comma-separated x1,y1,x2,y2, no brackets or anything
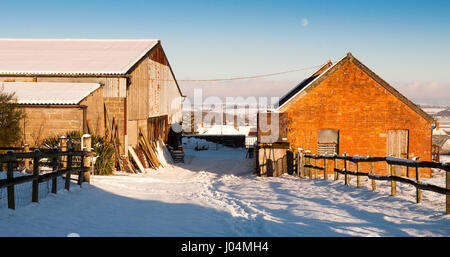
387,129,409,176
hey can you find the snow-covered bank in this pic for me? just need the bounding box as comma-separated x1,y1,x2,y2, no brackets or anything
0,141,449,236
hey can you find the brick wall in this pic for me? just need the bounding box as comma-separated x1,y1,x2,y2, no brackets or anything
283,60,432,177
80,87,105,136
22,107,83,147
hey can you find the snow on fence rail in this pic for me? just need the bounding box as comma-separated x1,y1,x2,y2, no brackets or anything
296,151,450,214
0,138,92,210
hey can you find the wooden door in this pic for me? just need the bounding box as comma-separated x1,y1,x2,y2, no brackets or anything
387,130,409,176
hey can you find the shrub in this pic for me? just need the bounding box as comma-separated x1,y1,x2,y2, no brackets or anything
91,135,115,175
0,89,24,146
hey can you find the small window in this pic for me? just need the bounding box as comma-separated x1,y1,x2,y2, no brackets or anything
318,129,339,155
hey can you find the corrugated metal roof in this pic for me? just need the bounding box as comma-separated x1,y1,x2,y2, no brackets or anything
0,39,159,75
0,82,100,105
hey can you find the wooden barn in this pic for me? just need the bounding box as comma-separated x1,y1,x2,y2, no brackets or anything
0,39,183,157
262,53,435,177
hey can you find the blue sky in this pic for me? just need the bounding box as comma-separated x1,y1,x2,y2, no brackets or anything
1,0,450,103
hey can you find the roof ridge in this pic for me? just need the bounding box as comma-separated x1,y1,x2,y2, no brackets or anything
276,53,435,123
0,38,159,41
0,39,160,75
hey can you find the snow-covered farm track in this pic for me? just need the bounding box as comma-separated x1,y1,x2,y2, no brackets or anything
0,141,449,236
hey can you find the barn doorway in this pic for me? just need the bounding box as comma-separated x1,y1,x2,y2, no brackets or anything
387,129,409,176
147,115,169,143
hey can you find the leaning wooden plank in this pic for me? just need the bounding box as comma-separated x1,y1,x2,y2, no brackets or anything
150,141,161,167
139,129,161,167
128,146,146,173
138,138,156,168
103,105,124,172
122,157,137,174
134,147,149,169
138,141,155,169
149,139,162,167
160,140,174,165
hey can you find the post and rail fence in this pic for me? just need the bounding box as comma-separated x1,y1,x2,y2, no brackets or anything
0,135,93,210
292,149,450,214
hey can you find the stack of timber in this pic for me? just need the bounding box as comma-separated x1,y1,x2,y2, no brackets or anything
104,104,135,173
133,128,169,170
128,146,146,173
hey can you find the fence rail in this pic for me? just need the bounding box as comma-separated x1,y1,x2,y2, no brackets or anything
0,136,92,210
295,151,450,214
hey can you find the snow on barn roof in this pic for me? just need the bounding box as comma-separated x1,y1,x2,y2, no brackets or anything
0,39,159,75
202,125,244,135
0,82,100,105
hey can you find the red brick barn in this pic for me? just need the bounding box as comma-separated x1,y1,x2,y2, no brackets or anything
277,53,435,177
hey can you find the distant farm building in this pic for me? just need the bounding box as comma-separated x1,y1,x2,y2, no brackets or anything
0,39,183,155
257,53,435,177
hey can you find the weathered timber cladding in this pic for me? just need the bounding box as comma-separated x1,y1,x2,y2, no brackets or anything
148,45,182,124
128,57,149,120
282,59,432,177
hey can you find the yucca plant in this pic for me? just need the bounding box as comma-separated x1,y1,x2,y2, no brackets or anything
40,131,115,175
40,135,60,150
91,135,115,175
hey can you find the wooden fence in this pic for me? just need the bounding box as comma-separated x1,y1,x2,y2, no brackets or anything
294,150,450,214
0,137,92,210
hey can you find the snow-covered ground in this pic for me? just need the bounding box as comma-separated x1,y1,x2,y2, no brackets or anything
0,140,449,237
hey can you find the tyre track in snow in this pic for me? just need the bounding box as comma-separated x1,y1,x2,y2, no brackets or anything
182,152,273,236
191,172,269,236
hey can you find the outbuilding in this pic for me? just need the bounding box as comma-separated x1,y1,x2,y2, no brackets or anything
275,53,435,177
0,39,183,155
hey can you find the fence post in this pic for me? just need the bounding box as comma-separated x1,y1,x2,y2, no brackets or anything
324,158,328,180
371,161,376,191
415,166,422,204
298,148,304,178
412,157,421,204
305,151,312,179
78,153,84,187
307,154,312,179
59,136,67,170
81,134,92,184
6,150,15,210
390,163,396,196
344,153,349,185
65,147,73,191
51,154,58,194
314,156,318,179
446,170,449,214
356,161,361,188
32,149,40,203
24,144,30,172
334,155,338,180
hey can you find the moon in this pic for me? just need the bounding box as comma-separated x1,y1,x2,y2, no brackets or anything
301,18,309,27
